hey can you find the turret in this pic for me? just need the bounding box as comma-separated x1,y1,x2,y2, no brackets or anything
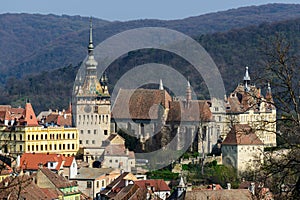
159,79,164,90
243,66,251,92
186,81,192,107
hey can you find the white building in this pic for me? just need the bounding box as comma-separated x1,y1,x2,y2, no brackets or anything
224,67,276,147
222,124,264,174
100,134,136,172
73,19,111,163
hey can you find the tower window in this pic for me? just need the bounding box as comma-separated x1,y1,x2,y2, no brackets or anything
104,130,108,135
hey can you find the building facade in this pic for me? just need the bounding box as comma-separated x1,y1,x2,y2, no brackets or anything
222,124,264,174
112,81,219,154
224,67,276,147
72,19,111,163
100,134,136,172
0,103,79,157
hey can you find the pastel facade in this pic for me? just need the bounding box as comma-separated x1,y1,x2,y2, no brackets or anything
224,67,276,147
73,19,111,164
71,167,120,199
222,124,264,174
0,103,79,156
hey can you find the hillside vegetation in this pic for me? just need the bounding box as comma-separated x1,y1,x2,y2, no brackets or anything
1,3,300,84
1,16,300,113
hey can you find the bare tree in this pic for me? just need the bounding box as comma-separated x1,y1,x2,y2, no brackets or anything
252,35,300,199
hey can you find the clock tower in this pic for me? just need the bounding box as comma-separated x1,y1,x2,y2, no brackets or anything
73,18,111,162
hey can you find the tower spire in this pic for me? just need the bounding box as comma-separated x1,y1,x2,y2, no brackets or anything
267,82,271,93
186,80,192,107
243,66,251,92
159,79,164,90
88,17,94,54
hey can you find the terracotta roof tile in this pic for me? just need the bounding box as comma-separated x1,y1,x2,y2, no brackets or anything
112,89,172,120
223,124,263,145
63,157,75,167
20,153,66,171
185,189,252,200
74,167,115,180
135,179,171,191
44,113,72,127
40,167,77,188
104,144,135,158
167,100,213,122
0,174,50,199
19,102,38,126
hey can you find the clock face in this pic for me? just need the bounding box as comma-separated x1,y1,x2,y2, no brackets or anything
84,105,92,113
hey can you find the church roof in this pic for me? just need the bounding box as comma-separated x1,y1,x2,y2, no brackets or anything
112,88,172,120
223,124,263,145
167,100,212,122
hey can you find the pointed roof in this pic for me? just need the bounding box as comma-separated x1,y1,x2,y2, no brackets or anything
159,79,164,90
135,179,171,191
112,88,172,120
178,176,186,188
0,174,50,199
88,17,94,54
167,100,212,122
243,66,251,81
223,124,263,145
23,102,38,126
39,167,77,188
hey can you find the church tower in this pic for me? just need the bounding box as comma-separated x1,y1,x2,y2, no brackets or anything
243,66,251,92
74,18,111,162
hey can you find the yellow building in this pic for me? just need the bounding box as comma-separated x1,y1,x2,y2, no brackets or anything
0,103,79,157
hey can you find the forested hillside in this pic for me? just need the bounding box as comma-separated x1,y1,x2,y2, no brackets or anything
2,16,300,113
1,3,300,85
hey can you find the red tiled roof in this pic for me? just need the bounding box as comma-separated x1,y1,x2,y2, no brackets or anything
107,133,124,142
223,124,263,145
167,100,213,122
40,188,61,199
227,84,263,113
39,167,77,188
45,113,72,126
135,179,171,191
104,144,135,159
64,157,75,167
185,189,252,200
112,88,172,120
20,153,66,171
22,102,38,126
0,174,50,199
0,105,25,124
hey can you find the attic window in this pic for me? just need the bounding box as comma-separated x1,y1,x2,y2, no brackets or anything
30,115,33,119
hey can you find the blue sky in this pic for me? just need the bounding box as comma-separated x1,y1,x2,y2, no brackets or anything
1,0,300,21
